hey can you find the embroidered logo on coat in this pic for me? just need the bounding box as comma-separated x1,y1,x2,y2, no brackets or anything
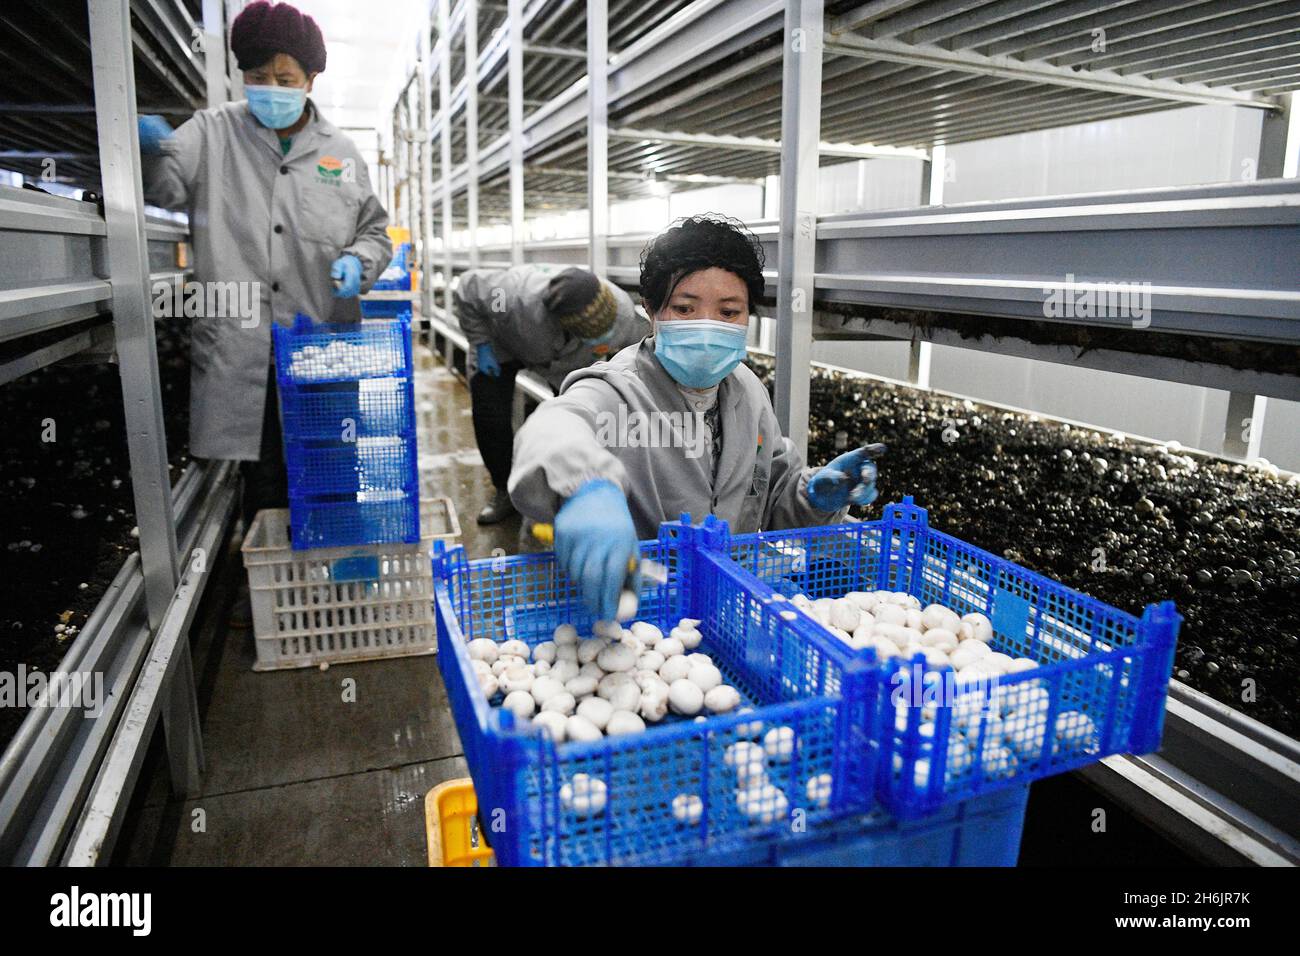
317,155,344,178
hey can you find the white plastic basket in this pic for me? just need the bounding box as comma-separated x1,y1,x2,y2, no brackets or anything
241,498,460,671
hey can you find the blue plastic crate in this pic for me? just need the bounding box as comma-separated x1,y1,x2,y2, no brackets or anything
433,518,882,868
703,783,1028,866
372,243,413,291
289,488,420,550
726,497,1181,819
361,299,414,317
280,379,414,443
285,437,417,497
274,312,413,386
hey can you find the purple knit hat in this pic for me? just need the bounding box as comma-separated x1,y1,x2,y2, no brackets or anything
230,1,327,75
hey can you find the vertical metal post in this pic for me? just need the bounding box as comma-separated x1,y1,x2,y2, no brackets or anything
419,17,436,324
1223,392,1267,461
439,0,454,321
508,0,525,265
201,0,227,107
908,143,943,390
586,0,609,276
1258,91,1295,179
774,0,823,458
89,0,200,794
465,0,480,268
226,0,244,101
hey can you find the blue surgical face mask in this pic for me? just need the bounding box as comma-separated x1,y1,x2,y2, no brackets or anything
245,84,307,130
654,318,748,389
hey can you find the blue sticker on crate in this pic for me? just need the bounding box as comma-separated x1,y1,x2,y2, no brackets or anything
331,554,382,582
990,589,1031,643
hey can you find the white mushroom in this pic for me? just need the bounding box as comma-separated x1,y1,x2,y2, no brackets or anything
658,656,692,684
533,641,558,664
668,678,704,716
639,688,669,723
763,726,796,762
672,793,704,825
606,711,646,736
687,662,723,693
637,651,666,672
657,637,685,658
630,621,663,646
576,696,614,729
529,675,566,706
549,659,580,684
541,691,577,716
564,674,599,699
552,623,579,646
806,773,833,810
564,715,604,743
920,628,958,653
961,612,994,643
531,710,567,743
736,784,789,824
502,690,535,720
499,639,531,660
704,685,741,714
499,665,534,695
476,672,499,699
466,638,500,664
605,682,641,713
596,642,638,673
577,638,606,665
559,773,607,815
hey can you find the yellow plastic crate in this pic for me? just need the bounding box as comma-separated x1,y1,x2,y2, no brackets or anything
425,779,494,867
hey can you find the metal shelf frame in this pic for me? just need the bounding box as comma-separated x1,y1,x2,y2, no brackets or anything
0,0,239,866
396,1,1300,867
395,0,1298,463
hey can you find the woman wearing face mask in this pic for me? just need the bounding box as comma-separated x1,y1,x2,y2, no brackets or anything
509,215,882,621
138,0,391,532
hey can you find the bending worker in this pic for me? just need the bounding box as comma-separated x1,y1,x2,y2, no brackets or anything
455,265,646,525
139,0,391,528
509,216,882,621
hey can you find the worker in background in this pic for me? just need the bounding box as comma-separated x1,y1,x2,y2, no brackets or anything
509,215,882,621
455,265,647,525
137,0,391,541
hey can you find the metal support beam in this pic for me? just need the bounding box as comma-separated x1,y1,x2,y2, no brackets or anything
508,0,525,264
200,0,227,107
88,0,198,798
89,0,180,629
587,0,608,276
465,0,480,268
1223,392,1268,461
419,15,436,325
908,142,944,390
1259,91,1297,179
774,0,823,457
608,126,925,161
439,0,455,320
823,33,1279,111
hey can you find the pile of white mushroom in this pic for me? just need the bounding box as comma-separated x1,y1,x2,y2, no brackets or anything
466,617,746,747
782,588,1100,787
287,340,399,381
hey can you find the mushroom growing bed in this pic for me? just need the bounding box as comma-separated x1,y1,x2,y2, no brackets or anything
0,319,192,750
748,358,1300,739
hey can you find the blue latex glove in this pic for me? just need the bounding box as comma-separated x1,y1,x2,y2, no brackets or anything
138,114,174,155
330,254,363,298
806,444,884,512
554,479,638,623
475,342,501,378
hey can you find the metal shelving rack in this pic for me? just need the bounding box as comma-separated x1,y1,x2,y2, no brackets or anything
397,0,1299,865
0,0,241,865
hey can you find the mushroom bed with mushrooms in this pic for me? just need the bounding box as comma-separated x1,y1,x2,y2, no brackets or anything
747,357,1300,740
0,318,191,750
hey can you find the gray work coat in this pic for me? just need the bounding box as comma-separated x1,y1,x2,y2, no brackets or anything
508,338,843,539
143,99,391,460
454,264,647,392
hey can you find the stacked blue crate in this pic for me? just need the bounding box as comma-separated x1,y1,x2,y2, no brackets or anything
273,312,420,549
363,242,414,318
